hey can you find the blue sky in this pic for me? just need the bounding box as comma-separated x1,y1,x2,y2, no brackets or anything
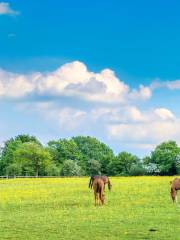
1,0,180,156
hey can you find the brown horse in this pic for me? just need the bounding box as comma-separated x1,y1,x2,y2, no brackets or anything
93,178,105,206
89,175,112,191
170,178,180,203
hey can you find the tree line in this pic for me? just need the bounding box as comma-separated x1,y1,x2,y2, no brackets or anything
0,134,180,177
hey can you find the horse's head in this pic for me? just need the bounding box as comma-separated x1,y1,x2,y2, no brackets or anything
108,180,112,191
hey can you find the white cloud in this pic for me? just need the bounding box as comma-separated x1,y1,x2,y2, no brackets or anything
165,80,180,90
154,108,175,120
0,2,19,15
22,102,87,131
0,69,34,97
3,60,180,155
0,61,152,103
107,107,180,146
57,108,87,130
24,98,180,150
108,120,180,144
129,85,152,100
150,79,180,91
91,106,145,123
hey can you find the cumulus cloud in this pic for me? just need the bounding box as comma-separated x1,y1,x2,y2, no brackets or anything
108,120,180,143
150,79,180,91
129,85,152,100
21,98,180,152
57,108,87,130
107,107,180,146
91,106,145,123
2,60,180,154
0,2,19,15
154,108,175,120
20,101,87,131
0,61,152,103
0,69,34,97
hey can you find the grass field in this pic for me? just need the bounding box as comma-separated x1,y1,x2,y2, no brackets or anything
0,177,179,240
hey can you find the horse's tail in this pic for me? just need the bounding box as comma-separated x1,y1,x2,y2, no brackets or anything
95,182,100,193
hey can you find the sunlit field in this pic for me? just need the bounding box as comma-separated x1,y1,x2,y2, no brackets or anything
0,177,179,240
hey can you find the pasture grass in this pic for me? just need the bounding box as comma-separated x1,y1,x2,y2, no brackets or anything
0,177,179,240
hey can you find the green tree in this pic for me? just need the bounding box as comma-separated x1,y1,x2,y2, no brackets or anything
73,136,114,174
86,159,101,175
61,160,82,176
13,142,53,176
0,134,40,175
48,139,82,165
109,152,139,176
14,134,41,145
149,141,180,175
129,163,146,176
143,156,159,175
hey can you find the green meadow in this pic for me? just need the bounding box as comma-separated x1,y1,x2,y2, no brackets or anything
0,177,179,240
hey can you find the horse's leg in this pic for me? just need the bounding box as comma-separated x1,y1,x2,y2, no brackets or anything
98,193,100,205
94,192,97,206
97,193,99,205
175,193,178,203
99,194,102,205
99,187,104,205
98,190,101,205
95,192,99,206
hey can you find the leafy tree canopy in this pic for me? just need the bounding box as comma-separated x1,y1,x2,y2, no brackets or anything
109,151,140,176
150,141,180,175
48,139,82,164
0,134,41,175
12,142,53,176
72,136,114,174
